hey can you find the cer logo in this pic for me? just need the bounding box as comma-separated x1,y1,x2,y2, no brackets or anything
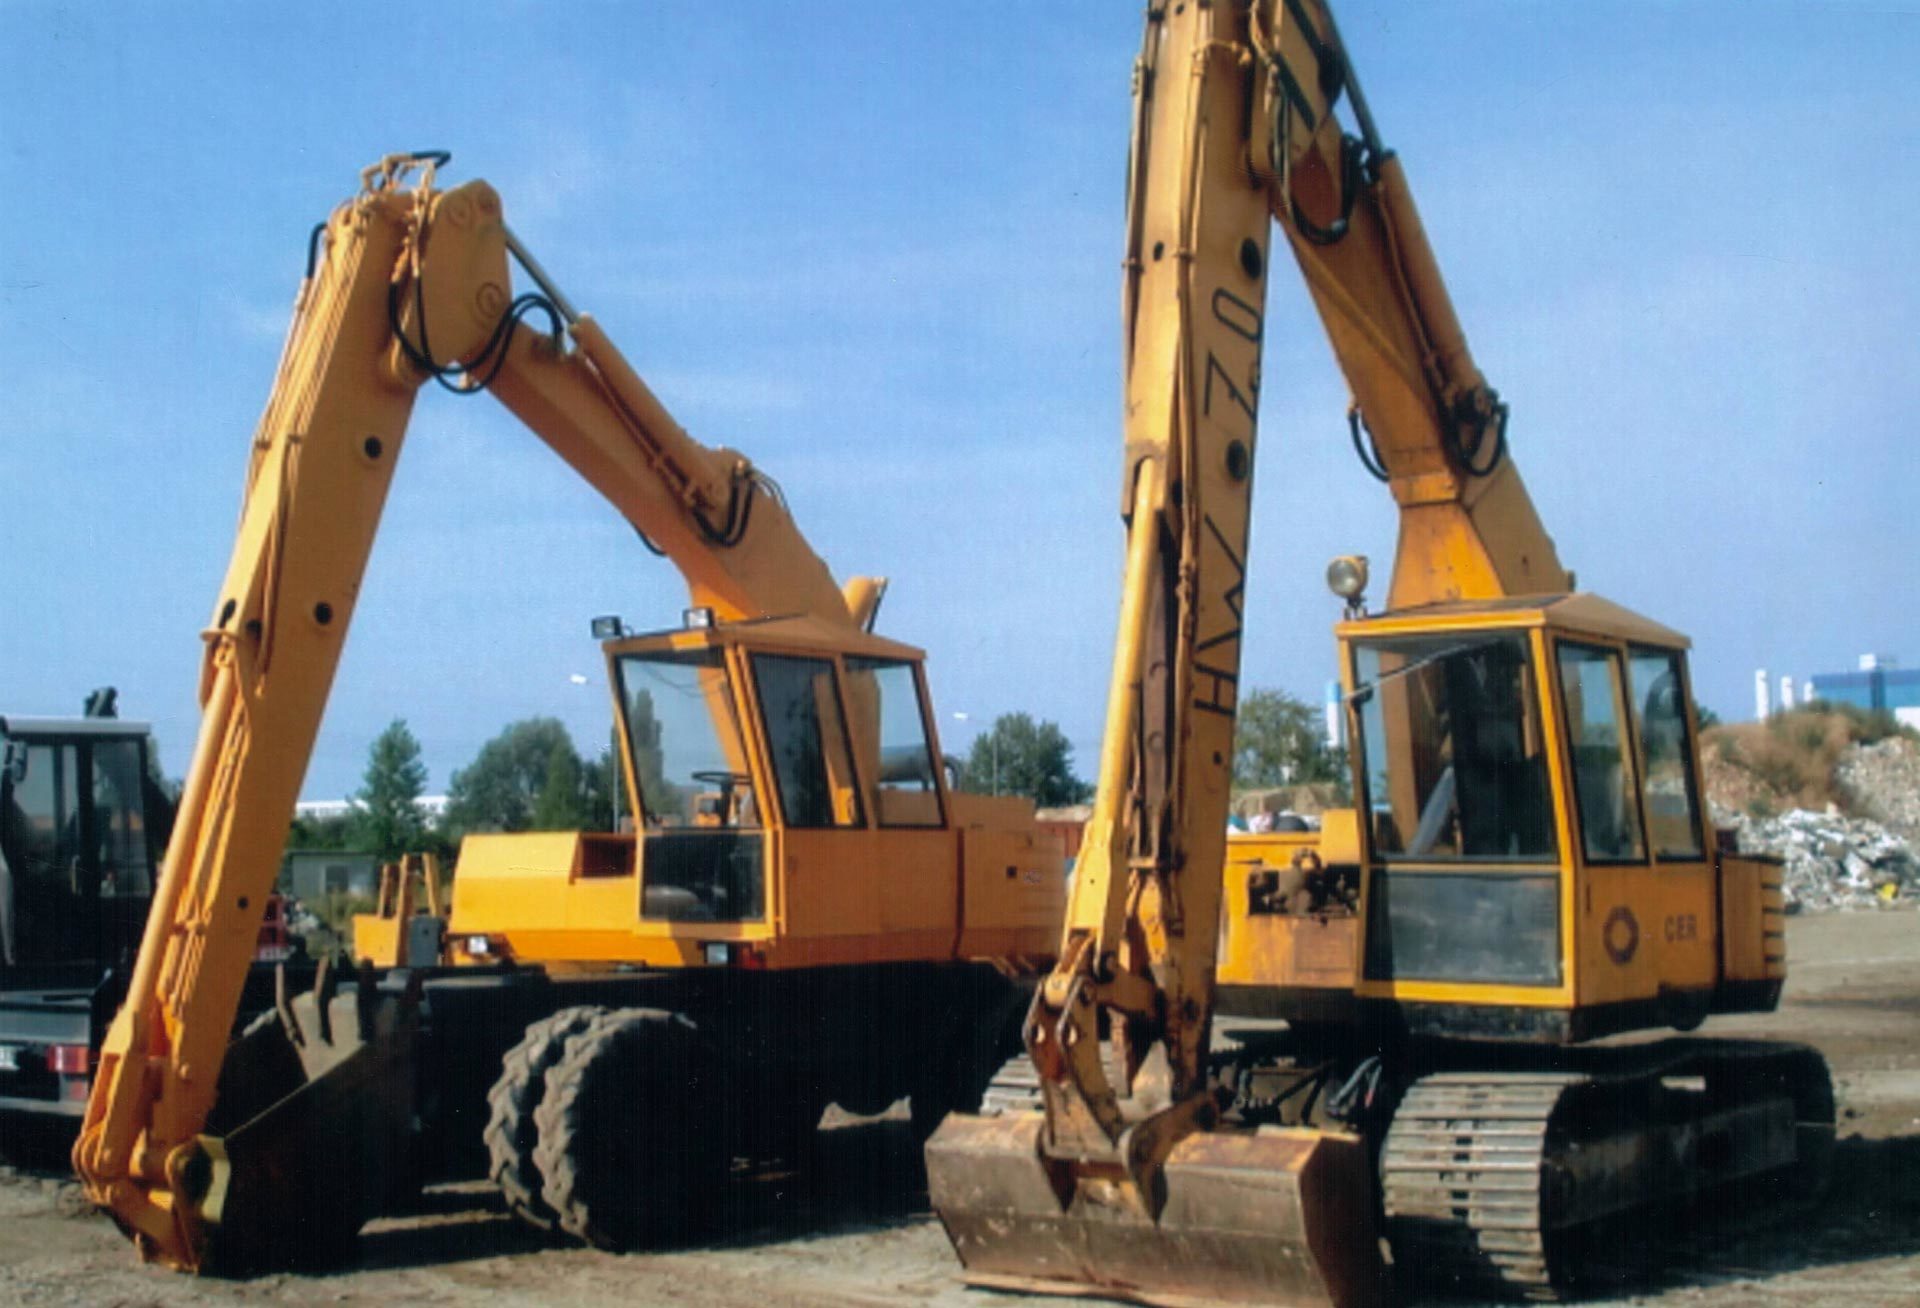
1603,905,1639,965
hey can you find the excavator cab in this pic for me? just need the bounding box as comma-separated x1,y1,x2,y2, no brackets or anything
440,612,999,970
1220,593,1785,1042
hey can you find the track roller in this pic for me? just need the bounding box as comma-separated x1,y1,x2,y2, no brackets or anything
533,1007,727,1249
1381,1043,1836,1300
484,1005,607,1230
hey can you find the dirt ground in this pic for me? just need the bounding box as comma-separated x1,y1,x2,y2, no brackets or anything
4,912,1918,1308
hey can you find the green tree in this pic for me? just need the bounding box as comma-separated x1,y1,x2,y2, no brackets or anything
445,718,611,836
287,811,359,852
625,689,667,811
959,713,1091,808
585,739,622,831
1232,688,1345,791
351,719,429,859
531,737,589,830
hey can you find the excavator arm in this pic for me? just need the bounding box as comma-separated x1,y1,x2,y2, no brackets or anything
929,4,1566,1305
1255,2,1568,606
73,152,875,1270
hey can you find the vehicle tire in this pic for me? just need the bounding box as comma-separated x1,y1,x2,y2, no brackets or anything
534,1007,727,1249
484,1005,607,1230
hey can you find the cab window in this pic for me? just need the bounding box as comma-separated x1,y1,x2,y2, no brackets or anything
1352,633,1556,862
617,648,757,829
751,654,865,829
92,739,154,897
845,657,943,827
1627,647,1705,860
1556,643,1646,863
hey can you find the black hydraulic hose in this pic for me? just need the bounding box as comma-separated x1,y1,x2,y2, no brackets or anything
1292,133,1366,247
1348,407,1391,482
1449,396,1509,478
305,223,327,280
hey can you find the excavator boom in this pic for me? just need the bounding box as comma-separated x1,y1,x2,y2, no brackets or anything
72,154,882,1271
933,4,1828,1304
927,6,1388,1304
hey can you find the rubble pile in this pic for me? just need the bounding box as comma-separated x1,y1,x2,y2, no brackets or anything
1714,803,1920,912
1835,736,1920,845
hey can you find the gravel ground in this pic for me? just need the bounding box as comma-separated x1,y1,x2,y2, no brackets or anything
4,911,1918,1308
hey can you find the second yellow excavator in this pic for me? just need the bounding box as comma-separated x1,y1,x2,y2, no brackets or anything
928,3,1829,1304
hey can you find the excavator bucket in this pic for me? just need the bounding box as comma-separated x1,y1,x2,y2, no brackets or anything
926,1111,1390,1308
184,965,421,1272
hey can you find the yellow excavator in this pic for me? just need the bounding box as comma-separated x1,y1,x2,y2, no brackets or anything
73,152,1062,1273
928,3,1827,1304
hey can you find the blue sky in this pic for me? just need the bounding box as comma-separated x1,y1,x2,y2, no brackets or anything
4,2,1916,799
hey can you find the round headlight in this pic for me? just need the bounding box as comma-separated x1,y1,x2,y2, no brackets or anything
1326,554,1370,601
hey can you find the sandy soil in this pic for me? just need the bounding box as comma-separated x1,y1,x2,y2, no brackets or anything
4,911,1918,1308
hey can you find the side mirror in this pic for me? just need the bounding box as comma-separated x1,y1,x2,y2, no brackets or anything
3,741,24,786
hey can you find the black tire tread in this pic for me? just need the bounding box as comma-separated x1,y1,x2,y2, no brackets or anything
483,1005,606,1230
534,1007,718,1250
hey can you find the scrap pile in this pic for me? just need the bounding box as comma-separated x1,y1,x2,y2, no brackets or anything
1715,803,1919,911
1835,736,1920,845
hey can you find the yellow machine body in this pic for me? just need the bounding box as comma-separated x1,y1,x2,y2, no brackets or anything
444,616,1060,973
72,153,1058,1273
1219,594,1786,1041
930,2,1826,1303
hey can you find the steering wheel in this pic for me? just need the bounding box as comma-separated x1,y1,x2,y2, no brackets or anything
690,771,752,790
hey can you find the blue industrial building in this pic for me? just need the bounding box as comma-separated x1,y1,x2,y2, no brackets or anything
1806,656,1920,717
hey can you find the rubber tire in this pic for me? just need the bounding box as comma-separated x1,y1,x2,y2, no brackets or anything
484,1005,607,1230
534,1007,727,1250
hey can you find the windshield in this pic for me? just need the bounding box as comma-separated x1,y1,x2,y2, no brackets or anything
1352,631,1557,862
616,649,757,829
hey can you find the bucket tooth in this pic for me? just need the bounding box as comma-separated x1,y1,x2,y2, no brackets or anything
927,1112,1390,1308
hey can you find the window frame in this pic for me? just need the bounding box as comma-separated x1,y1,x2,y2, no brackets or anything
746,651,869,832
1624,644,1708,863
1551,638,1650,868
844,655,947,830
611,646,758,831
1348,631,1560,867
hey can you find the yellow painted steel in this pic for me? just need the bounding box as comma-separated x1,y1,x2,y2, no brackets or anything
351,853,444,968
927,5,1388,1305
935,5,1788,1303
1223,594,1780,1027
73,154,1061,1272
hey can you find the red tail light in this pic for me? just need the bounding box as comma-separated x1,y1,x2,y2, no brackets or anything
49,1044,91,1076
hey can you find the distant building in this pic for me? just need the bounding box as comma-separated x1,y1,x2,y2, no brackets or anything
1806,654,1920,730
280,849,380,900
293,795,450,821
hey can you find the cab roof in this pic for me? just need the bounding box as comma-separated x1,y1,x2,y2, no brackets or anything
0,715,153,740
1336,592,1690,649
608,613,928,662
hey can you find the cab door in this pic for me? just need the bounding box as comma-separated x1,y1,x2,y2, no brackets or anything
745,651,883,956
1624,647,1716,998
1556,639,1715,1013
845,657,954,958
